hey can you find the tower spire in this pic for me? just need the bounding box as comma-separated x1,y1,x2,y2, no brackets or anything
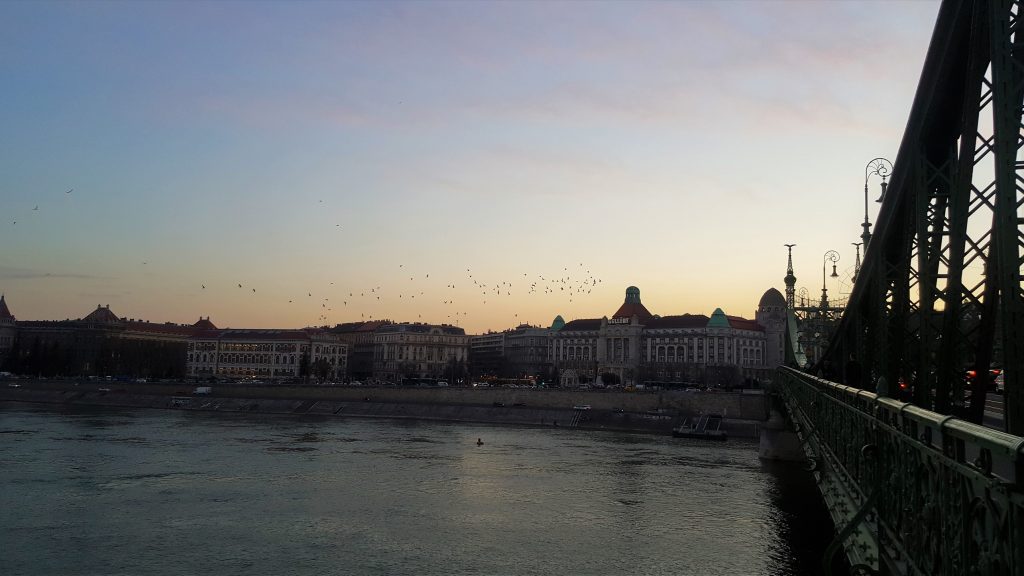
784,244,797,309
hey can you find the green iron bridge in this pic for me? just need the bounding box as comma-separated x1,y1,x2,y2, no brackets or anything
770,1,1024,573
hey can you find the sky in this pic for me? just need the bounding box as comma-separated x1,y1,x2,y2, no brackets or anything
0,0,941,334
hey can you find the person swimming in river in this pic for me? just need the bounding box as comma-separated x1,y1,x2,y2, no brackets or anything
476,438,483,446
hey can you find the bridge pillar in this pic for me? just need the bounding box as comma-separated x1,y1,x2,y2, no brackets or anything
758,394,805,461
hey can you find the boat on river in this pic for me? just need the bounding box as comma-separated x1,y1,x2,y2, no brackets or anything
672,414,727,440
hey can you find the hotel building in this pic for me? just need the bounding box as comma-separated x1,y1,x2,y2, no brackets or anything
551,286,785,387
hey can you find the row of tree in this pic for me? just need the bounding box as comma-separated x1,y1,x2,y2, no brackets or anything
1,336,187,379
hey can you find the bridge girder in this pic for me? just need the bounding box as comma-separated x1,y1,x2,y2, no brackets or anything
826,0,1024,434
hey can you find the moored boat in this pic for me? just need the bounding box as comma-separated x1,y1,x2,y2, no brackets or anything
672,414,727,440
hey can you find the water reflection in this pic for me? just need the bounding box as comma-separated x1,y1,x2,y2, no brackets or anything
1,404,835,576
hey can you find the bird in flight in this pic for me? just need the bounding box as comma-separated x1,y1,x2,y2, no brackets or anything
32,206,38,211
238,284,242,288
66,189,73,194
202,285,205,289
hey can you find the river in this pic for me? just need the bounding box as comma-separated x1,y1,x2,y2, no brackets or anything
0,403,834,575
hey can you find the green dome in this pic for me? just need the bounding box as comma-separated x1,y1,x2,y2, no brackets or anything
550,315,565,331
707,308,730,328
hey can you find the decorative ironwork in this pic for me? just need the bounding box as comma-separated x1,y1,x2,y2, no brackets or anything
776,367,1024,575
863,157,894,247
821,0,1024,434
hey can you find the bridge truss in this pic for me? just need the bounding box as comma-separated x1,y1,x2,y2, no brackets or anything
821,0,1024,434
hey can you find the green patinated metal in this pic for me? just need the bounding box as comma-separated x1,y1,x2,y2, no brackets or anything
820,0,1024,434
776,367,1024,575
707,308,730,328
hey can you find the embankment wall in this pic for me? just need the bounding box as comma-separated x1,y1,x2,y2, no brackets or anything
0,383,766,438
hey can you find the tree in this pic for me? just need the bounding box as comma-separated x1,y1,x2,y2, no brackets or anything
313,358,332,381
299,351,310,382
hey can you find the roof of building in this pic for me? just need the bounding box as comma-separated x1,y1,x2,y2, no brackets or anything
726,315,765,332
0,294,13,321
193,328,330,341
83,305,122,324
376,322,466,336
332,320,393,334
646,314,710,329
611,286,653,321
550,315,565,331
759,287,786,308
703,308,765,332
125,321,207,337
707,308,730,328
193,317,218,330
560,318,602,331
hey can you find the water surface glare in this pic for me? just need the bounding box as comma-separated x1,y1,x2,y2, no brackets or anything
1,404,832,575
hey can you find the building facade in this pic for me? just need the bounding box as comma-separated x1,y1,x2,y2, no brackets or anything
468,331,506,377
331,320,392,379
551,286,784,388
187,328,347,381
469,324,554,381
0,295,16,368
373,323,468,382
504,324,552,378
3,303,203,378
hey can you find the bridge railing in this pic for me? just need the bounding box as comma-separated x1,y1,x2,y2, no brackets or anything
777,366,1024,575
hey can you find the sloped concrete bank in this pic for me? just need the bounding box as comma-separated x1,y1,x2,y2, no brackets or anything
0,386,763,438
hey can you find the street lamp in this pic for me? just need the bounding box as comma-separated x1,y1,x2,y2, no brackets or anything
862,158,893,247
851,242,863,281
821,250,840,309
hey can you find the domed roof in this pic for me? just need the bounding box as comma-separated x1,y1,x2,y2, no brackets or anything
612,286,653,321
550,315,565,331
759,287,786,308
83,304,121,324
707,307,730,328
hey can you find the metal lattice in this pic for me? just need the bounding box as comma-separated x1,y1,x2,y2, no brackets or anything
824,0,1024,434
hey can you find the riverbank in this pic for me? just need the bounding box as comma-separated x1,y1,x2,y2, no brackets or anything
0,383,766,438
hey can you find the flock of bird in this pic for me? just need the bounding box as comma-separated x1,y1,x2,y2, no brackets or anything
10,188,73,226
9,188,609,331
216,262,606,329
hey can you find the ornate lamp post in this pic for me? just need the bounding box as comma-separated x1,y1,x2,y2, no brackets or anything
821,250,840,309
862,158,893,247
851,242,863,281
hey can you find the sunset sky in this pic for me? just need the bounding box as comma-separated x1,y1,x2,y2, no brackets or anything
0,0,940,333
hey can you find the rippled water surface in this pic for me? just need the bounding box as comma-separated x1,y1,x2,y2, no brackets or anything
1,404,832,575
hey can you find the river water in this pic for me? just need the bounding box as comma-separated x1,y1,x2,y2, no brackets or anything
0,403,834,575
